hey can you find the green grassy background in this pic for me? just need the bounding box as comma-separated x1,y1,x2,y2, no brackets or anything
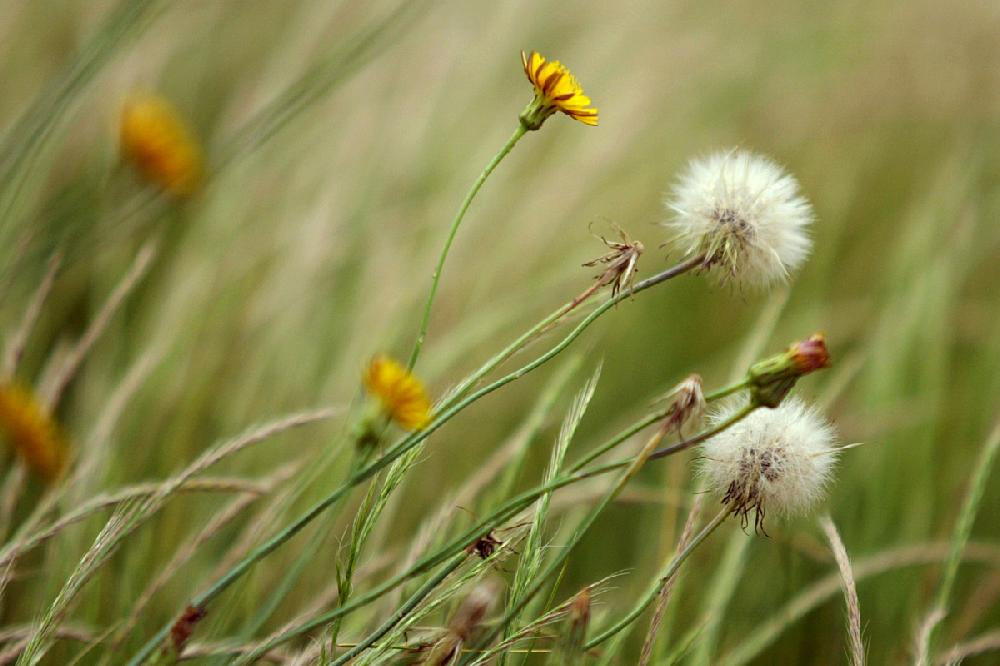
1,0,999,663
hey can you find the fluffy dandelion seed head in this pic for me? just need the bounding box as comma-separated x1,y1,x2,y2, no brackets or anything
665,149,813,288
120,94,203,197
0,382,67,480
520,51,598,129
363,356,432,431
699,397,837,525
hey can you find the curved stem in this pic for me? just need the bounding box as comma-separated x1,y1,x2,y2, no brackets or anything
126,258,702,666
584,506,730,649
408,124,528,370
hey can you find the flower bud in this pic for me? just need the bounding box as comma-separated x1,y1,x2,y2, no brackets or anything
747,333,831,408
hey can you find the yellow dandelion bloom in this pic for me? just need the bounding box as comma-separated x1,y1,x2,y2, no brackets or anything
0,382,67,481
519,51,598,130
363,356,432,431
120,94,203,197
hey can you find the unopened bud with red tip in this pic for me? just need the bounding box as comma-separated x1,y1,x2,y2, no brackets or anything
747,333,831,408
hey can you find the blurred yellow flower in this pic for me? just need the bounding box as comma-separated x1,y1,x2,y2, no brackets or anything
120,94,203,197
363,356,432,431
0,382,66,481
520,51,598,130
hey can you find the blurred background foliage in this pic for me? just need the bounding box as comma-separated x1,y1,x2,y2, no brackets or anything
1,0,999,663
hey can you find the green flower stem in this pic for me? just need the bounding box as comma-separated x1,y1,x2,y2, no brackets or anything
330,553,467,665
915,419,1000,666
126,257,701,666
407,124,528,371
584,506,730,650
649,404,756,461
438,256,705,410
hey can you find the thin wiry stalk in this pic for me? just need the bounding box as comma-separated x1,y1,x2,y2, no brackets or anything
13,409,331,663
585,507,730,650
0,624,96,665
936,628,1000,665
719,541,1000,666
819,515,865,666
125,258,704,666
112,463,297,645
0,475,279,570
638,496,704,666
648,404,755,461
914,609,945,666
407,123,529,370
73,346,165,496
1,251,61,380
914,417,1000,666
38,240,157,409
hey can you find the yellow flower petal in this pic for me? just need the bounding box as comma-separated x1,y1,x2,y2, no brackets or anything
363,356,432,431
120,94,203,197
0,382,67,481
521,51,598,127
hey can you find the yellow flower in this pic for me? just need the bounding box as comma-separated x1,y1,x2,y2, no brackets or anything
520,51,598,130
120,94,203,197
0,382,67,481
363,356,432,431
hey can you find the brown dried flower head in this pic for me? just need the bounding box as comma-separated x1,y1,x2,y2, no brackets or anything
582,224,644,298
658,374,706,435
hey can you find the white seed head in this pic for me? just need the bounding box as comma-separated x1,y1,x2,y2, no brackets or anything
665,149,814,288
699,397,837,529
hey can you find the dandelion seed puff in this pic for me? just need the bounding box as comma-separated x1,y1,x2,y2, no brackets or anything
665,149,814,288
699,397,837,530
